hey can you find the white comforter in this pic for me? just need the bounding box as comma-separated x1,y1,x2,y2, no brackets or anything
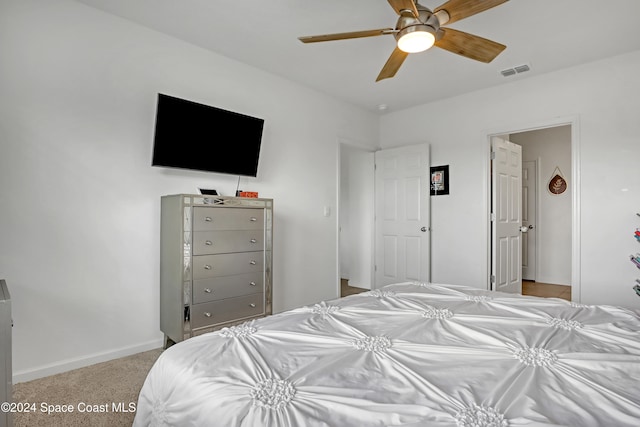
134,282,640,426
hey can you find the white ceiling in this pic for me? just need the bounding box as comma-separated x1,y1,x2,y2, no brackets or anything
73,0,640,113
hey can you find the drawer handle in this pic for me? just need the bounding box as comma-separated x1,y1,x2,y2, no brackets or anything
204,265,212,270
204,312,212,317
205,240,213,246
250,260,257,265
250,239,257,243
204,288,212,293
249,281,257,286
205,217,212,222
250,217,257,222
249,303,256,308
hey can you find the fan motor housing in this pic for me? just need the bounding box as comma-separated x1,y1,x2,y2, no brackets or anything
394,6,440,42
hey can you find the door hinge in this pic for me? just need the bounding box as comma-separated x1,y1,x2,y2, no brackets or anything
490,151,496,160
490,275,496,283
490,212,495,222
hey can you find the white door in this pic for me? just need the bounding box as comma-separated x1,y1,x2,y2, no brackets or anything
522,160,537,281
375,144,430,288
491,137,522,293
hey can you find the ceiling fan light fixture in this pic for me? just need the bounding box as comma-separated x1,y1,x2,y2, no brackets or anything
396,25,436,53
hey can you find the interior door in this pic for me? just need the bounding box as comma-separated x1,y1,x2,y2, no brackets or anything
375,144,430,287
522,160,537,281
491,137,522,293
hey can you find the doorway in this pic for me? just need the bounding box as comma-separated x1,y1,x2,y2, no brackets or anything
337,142,431,297
488,119,579,301
338,142,375,296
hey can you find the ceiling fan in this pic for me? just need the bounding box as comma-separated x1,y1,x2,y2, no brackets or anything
298,0,509,81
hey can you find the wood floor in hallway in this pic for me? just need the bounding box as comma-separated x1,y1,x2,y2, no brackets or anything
522,280,571,301
340,279,571,301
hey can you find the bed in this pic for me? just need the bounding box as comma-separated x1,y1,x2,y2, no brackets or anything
133,282,640,426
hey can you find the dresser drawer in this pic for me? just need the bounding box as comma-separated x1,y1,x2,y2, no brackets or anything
193,230,263,255
191,293,265,329
192,252,263,279
193,207,264,231
193,272,263,304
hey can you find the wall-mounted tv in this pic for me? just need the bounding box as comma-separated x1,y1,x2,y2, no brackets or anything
152,93,264,177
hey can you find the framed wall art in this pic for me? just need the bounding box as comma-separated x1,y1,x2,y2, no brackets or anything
430,165,449,196
548,166,568,195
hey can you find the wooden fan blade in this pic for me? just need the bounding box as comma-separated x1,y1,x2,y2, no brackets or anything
298,28,394,43
387,0,420,18
435,0,508,25
435,27,505,62
376,47,409,82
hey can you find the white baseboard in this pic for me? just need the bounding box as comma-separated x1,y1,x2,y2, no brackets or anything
13,338,164,384
534,277,571,287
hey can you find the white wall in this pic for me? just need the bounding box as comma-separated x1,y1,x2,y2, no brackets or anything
0,0,379,382
511,126,572,286
380,50,640,309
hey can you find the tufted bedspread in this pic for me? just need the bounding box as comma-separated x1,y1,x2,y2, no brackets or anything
133,282,640,426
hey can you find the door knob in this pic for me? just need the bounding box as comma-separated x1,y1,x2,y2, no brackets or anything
528,225,534,230
420,227,428,232
520,226,528,233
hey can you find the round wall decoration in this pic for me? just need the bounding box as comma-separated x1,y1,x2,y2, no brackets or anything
548,167,567,195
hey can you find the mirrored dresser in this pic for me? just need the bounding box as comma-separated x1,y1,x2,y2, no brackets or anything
159,195,273,347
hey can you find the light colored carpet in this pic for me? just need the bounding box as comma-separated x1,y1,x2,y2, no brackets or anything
12,348,163,427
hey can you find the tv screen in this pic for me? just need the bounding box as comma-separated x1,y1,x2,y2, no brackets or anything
152,94,264,177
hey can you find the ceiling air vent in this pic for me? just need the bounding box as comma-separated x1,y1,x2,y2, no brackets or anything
500,63,531,77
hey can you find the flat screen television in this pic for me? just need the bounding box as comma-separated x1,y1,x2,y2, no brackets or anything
152,93,264,177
